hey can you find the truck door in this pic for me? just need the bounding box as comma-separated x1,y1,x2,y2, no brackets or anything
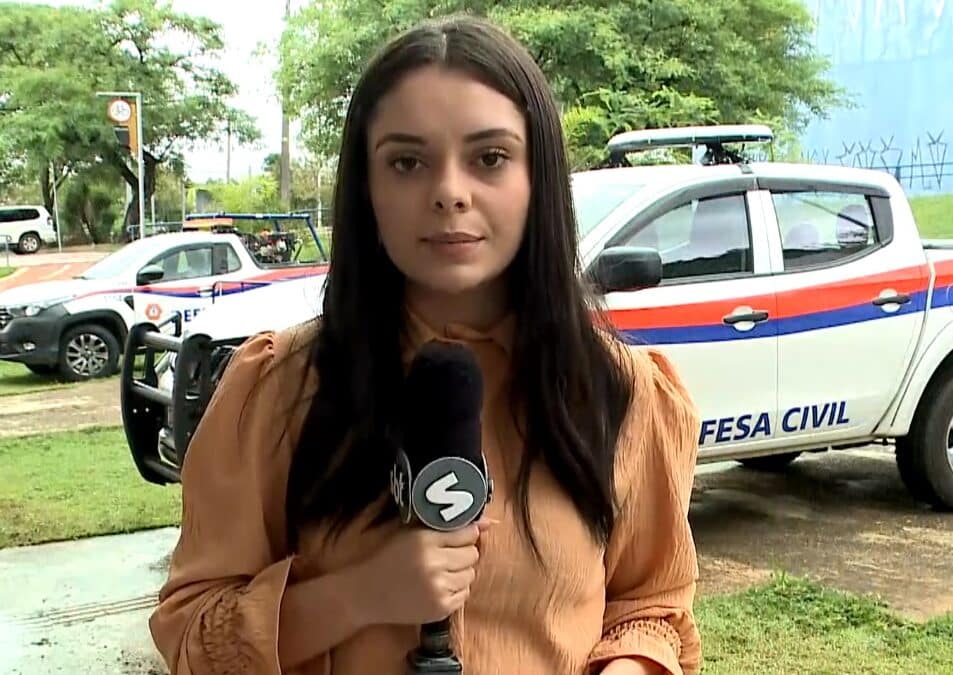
601,185,780,458
133,243,242,327
763,181,928,446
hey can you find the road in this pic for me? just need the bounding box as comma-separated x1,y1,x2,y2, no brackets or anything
0,249,109,292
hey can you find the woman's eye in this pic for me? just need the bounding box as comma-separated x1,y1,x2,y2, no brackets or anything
478,150,509,169
390,157,421,173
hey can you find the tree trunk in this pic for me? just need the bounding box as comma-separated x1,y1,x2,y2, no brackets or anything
113,151,159,240
39,164,53,214
81,197,100,245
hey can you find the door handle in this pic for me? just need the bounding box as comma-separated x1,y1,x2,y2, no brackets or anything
872,293,911,306
723,310,769,325
197,286,214,298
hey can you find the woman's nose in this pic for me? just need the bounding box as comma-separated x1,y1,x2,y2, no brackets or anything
430,165,472,213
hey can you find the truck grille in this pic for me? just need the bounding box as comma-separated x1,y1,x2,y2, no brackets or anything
0,307,11,330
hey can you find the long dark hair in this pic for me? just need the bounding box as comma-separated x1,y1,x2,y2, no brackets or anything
285,15,634,558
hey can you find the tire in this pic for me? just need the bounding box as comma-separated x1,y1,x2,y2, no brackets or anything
17,232,41,254
738,451,802,472
58,324,121,382
25,364,58,376
896,376,953,510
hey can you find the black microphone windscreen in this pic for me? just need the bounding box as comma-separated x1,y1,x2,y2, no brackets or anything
402,340,484,472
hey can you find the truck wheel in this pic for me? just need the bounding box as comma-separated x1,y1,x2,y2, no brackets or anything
897,376,953,510
17,232,41,254
738,451,802,471
58,324,120,382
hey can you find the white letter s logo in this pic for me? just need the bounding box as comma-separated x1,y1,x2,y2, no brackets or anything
424,472,474,522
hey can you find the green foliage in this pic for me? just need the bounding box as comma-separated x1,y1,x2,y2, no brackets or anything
59,164,126,244
277,0,846,167
200,175,282,214
0,1,259,228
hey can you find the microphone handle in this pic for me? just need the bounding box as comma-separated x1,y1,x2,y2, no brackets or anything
405,617,463,674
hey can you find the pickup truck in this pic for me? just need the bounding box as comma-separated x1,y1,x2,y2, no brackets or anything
121,125,953,511
0,212,328,380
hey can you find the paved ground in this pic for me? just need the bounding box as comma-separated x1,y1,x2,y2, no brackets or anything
0,248,110,292
2,249,111,268
0,528,176,675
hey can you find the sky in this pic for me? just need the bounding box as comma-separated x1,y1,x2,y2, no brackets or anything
21,0,305,183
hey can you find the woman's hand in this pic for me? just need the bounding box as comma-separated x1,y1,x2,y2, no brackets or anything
599,657,666,675
349,517,494,626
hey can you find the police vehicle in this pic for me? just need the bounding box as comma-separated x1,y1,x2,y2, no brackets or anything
0,213,327,381
121,125,953,512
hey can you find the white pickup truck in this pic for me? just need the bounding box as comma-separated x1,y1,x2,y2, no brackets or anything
122,126,953,511
0,213,327,380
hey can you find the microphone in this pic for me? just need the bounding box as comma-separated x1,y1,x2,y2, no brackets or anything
390,340,492,675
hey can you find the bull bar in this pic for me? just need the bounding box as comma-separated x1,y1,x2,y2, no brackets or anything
120,312,241,485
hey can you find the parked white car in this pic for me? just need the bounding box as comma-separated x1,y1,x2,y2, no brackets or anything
0,205,57,253
122,126,953,512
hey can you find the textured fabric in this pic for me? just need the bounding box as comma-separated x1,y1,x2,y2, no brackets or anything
149,309,702,675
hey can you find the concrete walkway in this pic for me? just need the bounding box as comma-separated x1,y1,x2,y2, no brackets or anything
0,527,179,674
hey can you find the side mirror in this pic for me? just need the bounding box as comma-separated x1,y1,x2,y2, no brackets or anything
136,264,165,286
587,246,662,294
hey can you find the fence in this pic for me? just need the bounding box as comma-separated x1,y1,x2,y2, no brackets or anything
802,131,952,194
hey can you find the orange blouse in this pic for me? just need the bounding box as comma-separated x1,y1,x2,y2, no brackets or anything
149,309,702,675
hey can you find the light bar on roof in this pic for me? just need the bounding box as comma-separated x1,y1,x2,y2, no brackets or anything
607,124,774,156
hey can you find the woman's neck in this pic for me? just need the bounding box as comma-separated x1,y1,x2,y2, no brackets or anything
405,279,509,333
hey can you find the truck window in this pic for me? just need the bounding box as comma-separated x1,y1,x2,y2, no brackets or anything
772,191,879,271
0,208,39,223
150,246,213,282
621,193,753,281
212,243,242,274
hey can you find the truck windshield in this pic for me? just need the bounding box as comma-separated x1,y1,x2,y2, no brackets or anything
75,239,155,280
571,179,645,239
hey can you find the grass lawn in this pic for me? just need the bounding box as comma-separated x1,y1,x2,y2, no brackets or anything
697,575,953,675
910,193,953,239
0,427,950,671
0,426,180,549
697,574,953,674
0,360,75,397
0,266,13,279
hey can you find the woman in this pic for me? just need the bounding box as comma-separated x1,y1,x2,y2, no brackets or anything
150,14,701,675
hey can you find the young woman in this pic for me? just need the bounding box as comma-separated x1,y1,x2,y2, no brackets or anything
149,14,701,675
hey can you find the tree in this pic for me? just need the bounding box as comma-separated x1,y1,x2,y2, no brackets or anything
200,175,281,214
0,1,260,230
277,0,846,168
59,165,126,244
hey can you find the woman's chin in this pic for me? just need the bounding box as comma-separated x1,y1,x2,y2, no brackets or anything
406,270,499,300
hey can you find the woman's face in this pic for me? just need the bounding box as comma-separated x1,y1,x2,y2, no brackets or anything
366,65,531,302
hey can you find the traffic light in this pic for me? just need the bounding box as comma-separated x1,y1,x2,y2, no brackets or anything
106,98,139,156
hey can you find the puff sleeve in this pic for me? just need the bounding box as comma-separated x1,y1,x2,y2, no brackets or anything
587,348,702,675
148,331,314,674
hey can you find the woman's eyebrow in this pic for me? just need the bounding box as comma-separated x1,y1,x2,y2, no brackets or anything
374,127,523,150
463,128,523,144
374,132,425,149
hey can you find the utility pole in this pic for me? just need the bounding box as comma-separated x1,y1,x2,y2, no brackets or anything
97,91,145,240
226,118,232,183
279,0,292,209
